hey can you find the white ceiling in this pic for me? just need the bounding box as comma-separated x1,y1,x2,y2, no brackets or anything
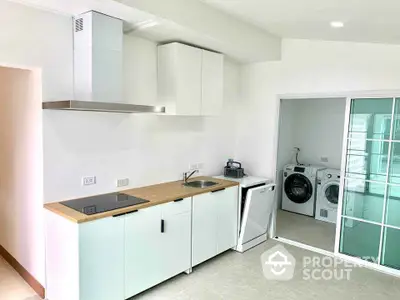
8,0,280,62
199,0,400,44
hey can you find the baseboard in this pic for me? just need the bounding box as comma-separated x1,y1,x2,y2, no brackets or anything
0,244,45,299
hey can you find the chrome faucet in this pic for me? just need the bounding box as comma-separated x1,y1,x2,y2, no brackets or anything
183,170,199,183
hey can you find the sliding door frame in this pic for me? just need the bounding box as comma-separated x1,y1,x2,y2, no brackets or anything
334,96,400,278
334,96,352,254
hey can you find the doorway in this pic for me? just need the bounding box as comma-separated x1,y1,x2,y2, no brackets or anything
0,65,44,298
273,95,400,277
274,97,347,253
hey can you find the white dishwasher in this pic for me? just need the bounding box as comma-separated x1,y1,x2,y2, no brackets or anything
214,176,276,252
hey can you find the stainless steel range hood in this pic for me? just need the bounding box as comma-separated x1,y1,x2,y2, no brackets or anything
43,11,164,114
42,101,165,113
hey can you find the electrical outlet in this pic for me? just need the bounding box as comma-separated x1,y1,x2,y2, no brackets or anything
82,176,96,186
197,162,204,170
117,178,129,187
189,163,197,171
321,156,329,163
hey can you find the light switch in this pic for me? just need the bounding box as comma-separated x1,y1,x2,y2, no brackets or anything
83,176,96,186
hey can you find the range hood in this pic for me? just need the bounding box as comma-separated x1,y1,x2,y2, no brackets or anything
43,11,165,114
42,100,165,113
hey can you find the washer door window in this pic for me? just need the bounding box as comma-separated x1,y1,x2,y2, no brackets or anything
323,182,339,206
284,173,313,204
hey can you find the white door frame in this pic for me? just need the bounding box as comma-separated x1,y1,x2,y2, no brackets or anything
334,96,352,254
272,92,346,252
273,91,400,279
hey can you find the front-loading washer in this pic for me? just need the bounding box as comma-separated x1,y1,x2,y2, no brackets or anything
316,168,340,223
282,164,326,217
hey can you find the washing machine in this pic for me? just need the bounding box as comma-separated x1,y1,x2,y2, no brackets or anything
316,168,340,223
282,164,326,217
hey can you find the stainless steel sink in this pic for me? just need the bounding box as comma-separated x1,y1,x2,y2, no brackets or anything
183,180,219,188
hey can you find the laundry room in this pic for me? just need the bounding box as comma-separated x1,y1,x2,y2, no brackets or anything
275,97,347,252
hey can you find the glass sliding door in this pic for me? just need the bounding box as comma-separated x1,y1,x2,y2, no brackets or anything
338,97,400,271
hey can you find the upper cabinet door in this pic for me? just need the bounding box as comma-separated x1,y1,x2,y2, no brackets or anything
176,44,202,115
201,51,224,116
158,43,202,115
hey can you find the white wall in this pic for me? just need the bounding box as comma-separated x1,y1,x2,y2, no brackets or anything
0,66,43,287
0,1,73,100
237,38,400,180
276,100,296,172
278,98,346,169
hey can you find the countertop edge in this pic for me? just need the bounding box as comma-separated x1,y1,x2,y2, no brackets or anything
44,177,239,224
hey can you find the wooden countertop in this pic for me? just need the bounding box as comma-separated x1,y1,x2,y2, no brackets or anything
44,176,239,224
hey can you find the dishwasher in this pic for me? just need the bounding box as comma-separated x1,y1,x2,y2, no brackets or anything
214,176,276,252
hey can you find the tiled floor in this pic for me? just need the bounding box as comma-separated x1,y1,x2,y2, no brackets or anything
276,209,336,251
134,239,400,299
0,255,40,300
2,240,400,300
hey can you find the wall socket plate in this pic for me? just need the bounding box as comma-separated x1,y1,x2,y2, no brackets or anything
189,163,197,171
117,178,129,187
189,162,204,171
82,176,96,186
321,156,329,163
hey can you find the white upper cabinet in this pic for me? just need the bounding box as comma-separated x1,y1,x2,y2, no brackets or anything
158,42,224,116
158,43,202,115
201,50,224,116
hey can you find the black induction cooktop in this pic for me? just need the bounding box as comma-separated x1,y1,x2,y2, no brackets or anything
61,193,149,215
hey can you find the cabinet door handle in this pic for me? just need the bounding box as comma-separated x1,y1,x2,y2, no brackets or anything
174,198,184,202
113,210,138,217
211,188,226,193
113,212,126,218
161,219,165,233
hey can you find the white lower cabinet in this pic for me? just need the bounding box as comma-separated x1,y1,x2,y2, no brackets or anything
79,217,125,300
125,198,191,299
192,192,218,266
159,199,192,280
45,212,125,300
192,186,239,266
124,205,163,298
45,188,238,300
216,186,239,253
